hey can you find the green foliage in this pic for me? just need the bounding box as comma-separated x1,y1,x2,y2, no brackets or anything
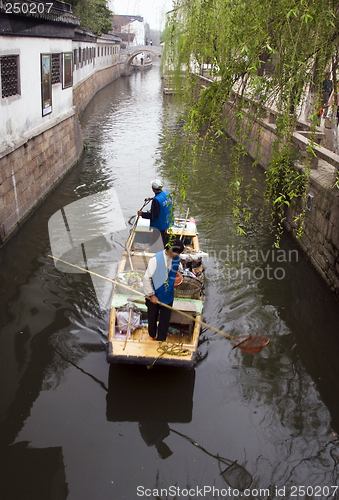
68,0,113,35
264,147,306,243
162,0,339,242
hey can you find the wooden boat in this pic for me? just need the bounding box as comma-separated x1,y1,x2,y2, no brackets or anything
106,217,204,368
131,53,153,70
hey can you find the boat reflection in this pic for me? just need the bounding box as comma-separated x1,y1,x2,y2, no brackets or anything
106,364,195,458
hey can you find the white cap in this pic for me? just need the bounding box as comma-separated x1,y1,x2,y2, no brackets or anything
151,179,163,190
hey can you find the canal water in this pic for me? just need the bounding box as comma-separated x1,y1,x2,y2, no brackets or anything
1,64,339,499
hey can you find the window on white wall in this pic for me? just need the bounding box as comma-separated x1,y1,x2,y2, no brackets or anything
0,55,20,98
51,53,61,84
62,52,73,89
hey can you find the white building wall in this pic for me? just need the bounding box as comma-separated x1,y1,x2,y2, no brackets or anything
95,39,120,70
72,41,96,87
120,20,145,46
0,36,73,154
72,39,120,87
133,20,145,45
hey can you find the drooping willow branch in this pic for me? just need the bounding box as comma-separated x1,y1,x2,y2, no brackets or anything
162,0,339,243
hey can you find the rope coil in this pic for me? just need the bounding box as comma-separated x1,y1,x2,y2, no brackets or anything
147,341,191,369
157,341,191,356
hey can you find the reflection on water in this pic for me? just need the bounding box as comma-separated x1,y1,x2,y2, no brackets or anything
106,364,195,423
1,65,339,498
107,365,195,461
0,443,68,499
48,186,129,309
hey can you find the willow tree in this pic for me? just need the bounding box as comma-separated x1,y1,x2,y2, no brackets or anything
68,0,113,35
163,0,339,241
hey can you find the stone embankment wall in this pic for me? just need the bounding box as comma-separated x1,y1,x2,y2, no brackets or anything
1,63,121,245
219,88,339,294
285,169,339,293
0,110,83,244
73,64,121,116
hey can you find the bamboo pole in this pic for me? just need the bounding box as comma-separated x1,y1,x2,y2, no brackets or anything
48,255,234,340
47,255,269,351
125,198,152,270
123,308,132,351
179,208,190,241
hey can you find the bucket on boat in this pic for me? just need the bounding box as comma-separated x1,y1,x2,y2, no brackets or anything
174,272,183,286
174,275,203,299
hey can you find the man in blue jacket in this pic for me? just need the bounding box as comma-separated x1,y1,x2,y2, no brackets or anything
143,239,185,341
137,179,173,247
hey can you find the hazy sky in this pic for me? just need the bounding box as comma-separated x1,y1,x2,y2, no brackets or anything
109,0,173,31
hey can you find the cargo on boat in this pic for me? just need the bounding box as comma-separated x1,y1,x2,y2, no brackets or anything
106,217,205,368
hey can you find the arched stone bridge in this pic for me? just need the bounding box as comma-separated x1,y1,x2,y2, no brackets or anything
120,45,162,76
